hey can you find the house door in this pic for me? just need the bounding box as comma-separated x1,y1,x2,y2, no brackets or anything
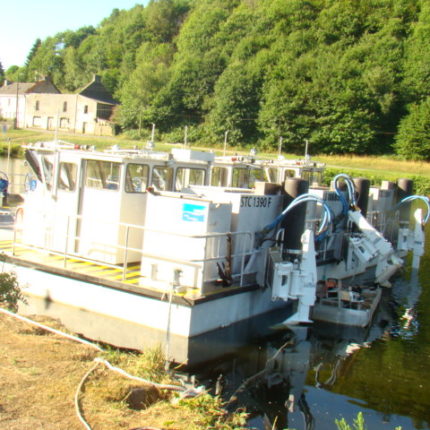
47,117,54,130
82,122,87,133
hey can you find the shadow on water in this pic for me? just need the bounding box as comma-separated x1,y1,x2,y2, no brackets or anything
189,227,430,430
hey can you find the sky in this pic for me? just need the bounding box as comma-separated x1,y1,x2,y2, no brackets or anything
0,0,148,70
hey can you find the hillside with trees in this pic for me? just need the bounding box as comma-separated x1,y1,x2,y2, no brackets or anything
2,0,430,159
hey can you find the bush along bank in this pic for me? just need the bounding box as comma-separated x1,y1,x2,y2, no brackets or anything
323,167,430,196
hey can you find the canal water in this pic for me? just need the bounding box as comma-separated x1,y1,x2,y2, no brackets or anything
192,226,430,430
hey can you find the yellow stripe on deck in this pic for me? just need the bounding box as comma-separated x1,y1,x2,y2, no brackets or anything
0,241,147,286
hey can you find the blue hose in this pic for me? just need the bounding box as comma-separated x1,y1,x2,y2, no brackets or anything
333,173,356,215
258,193,334,245
394,195,430,224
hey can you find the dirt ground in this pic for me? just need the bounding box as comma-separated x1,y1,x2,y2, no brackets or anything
0,312,101,429
0,312,245,430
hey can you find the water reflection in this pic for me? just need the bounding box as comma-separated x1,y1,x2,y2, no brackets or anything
194,247,430,430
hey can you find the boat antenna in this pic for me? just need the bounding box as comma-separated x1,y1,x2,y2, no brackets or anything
151,123,156,143
304,139,309,160
278,136,283,158
146,123,156,150
54,108,60,144
223,130,229,156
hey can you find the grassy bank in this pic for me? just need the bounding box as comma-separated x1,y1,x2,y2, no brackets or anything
0,312,247,429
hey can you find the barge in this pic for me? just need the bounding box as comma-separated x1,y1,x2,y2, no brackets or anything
0,141,427,364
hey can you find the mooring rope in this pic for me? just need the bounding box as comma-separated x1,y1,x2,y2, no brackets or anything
0,306,103,351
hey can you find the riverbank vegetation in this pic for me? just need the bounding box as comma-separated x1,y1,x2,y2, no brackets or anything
3,0,430,160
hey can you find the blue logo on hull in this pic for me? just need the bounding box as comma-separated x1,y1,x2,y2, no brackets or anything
182,203,206,222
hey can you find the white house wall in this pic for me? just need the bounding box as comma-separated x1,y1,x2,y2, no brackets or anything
23,94,114,136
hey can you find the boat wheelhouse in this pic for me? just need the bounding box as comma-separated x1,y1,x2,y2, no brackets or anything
212,154,325,189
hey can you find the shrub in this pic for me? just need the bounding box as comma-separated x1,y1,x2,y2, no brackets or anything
0,271,25,312
395,97,430,161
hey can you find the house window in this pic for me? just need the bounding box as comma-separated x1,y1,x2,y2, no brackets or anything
32,116,42,127
35,101,40,111
63,101,67,112
84,105,88,114
60,118,69,129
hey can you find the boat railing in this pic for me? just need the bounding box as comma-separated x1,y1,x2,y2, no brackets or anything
3,172,27,195
13,212,257,290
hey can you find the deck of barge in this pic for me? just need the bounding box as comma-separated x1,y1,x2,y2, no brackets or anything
0,232,259,306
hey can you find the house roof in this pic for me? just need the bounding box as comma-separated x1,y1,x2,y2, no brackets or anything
78,75,117,105
0,82,35,95
0,77,60,95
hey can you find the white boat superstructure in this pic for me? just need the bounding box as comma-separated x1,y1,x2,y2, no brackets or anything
1,141,428,363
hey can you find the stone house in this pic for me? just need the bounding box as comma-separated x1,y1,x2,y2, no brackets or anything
24,75,118,136
1,75,118,136
0,77,60,127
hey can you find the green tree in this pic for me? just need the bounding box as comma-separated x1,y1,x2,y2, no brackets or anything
117,43,175,130
0,61,4,85
62,46,91,91
402,0,430,101
5,65,25,82
25,36,65,85
395,97,430,160
152,0,237,131
25,38,42,66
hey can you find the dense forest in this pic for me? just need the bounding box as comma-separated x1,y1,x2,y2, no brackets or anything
2,0,430,159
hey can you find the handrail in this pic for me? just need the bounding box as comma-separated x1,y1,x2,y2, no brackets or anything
13,209,257,290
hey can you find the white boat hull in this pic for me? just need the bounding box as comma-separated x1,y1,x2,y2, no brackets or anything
2,258,289,364
311,288,382,328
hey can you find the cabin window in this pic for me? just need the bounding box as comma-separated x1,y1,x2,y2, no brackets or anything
232,167,265,189
35,100,40,111
152,166,173,191
85,160,120,190
41,155,54,191
58,162,77,191
211,167,228,187
63,101,68,112
267,167,278,183
125,163,149,193
302,170,322,186
283,169,296,180
175,167,206,191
